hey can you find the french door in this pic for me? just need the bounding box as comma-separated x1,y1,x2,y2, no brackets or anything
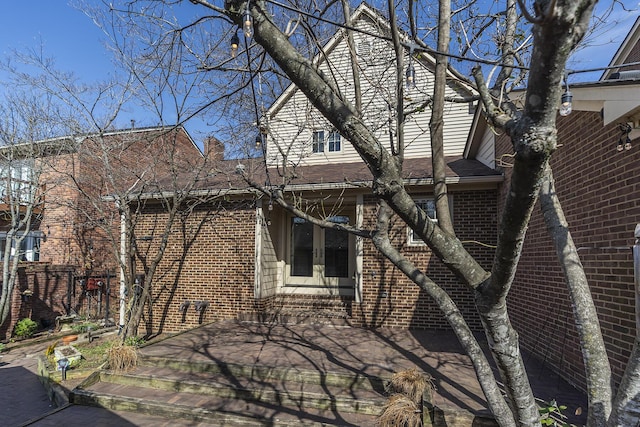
287,215,355,291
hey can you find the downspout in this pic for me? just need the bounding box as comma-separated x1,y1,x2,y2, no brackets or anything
355,194,363,303
118,200,127,333
634,224,640,336
254,199,262,300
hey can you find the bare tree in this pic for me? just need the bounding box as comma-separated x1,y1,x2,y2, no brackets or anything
0,88,74,330
1,36,230,340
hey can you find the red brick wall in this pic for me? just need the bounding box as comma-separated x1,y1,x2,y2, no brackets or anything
133,199,257,336
0,264,117,340
39,127,203,273
135,187,497,335
39,152,85,266
498,111,638,391
351,189,497,330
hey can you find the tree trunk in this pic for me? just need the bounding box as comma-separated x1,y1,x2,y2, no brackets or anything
539,165,612,426
373,202,516,427
429,0,454,235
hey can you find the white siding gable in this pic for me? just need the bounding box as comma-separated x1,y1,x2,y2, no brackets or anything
475,125,496,169
265,5,475,169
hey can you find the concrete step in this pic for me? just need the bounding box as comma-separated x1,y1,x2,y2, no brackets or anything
70,351,393,425
98,366,385,415
71,379,380,426
138,353,388,393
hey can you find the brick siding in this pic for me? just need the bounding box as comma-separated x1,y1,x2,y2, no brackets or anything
351,190,497,330
133,199,257,336
498,111,638,391
0,263,118,340
133,187,497,336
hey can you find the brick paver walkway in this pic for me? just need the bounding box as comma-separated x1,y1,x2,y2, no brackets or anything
4,320,588,426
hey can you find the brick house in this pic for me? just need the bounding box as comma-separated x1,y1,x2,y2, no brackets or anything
130,3,501,335
0,126,203,339
466,17,640,392
129,7,640,398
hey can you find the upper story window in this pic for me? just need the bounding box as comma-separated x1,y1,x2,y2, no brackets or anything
0,159,36,205
312,130,341,154
408,198,437,246
327,131,341,152
0,231,42,262
312,130,325,153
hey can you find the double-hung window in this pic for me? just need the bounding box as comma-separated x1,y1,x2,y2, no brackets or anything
327,131,341,152
312,130,325,153
312,130,341,154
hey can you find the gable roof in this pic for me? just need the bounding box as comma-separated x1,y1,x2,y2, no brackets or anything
601,16,640,80
0,125,201,159
266,2,472,119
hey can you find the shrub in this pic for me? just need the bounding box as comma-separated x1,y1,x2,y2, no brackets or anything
0,343,5,353
107,343,138,372
13,318,38,338
386,369,433,404
71,322,100,334
377,394,421,427
539,400,579,427
378,369,433,427
124,336,146,348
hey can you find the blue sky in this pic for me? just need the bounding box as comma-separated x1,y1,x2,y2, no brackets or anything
0,2,109,81
0,1,638,141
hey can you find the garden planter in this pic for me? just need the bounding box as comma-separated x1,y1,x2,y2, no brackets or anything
54,345,82,365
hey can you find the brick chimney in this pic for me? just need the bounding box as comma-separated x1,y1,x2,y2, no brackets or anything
203,136,225,161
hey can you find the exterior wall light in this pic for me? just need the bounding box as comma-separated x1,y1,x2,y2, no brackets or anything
21,289,33,302
617,123,632,151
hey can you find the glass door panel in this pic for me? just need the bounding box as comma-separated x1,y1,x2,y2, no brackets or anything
286,214,355,292
324,218,349,278
291,218,313,276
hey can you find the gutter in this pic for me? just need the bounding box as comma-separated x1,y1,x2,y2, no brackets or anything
105,174,503,202
281,174,503,192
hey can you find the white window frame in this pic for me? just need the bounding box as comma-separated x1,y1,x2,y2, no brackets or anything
312,130,325,153
311,129,341,154
327,131,341,152
0,231,42,262
408,198,438,246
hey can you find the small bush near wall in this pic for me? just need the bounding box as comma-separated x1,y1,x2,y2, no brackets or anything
13,318,38,338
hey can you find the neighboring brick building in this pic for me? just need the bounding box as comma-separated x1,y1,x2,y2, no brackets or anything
0,126,204,340
466,19,640,392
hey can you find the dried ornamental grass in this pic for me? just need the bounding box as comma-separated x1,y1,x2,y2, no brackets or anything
377,394,422,427
106,343,138,372
387,369,433,404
